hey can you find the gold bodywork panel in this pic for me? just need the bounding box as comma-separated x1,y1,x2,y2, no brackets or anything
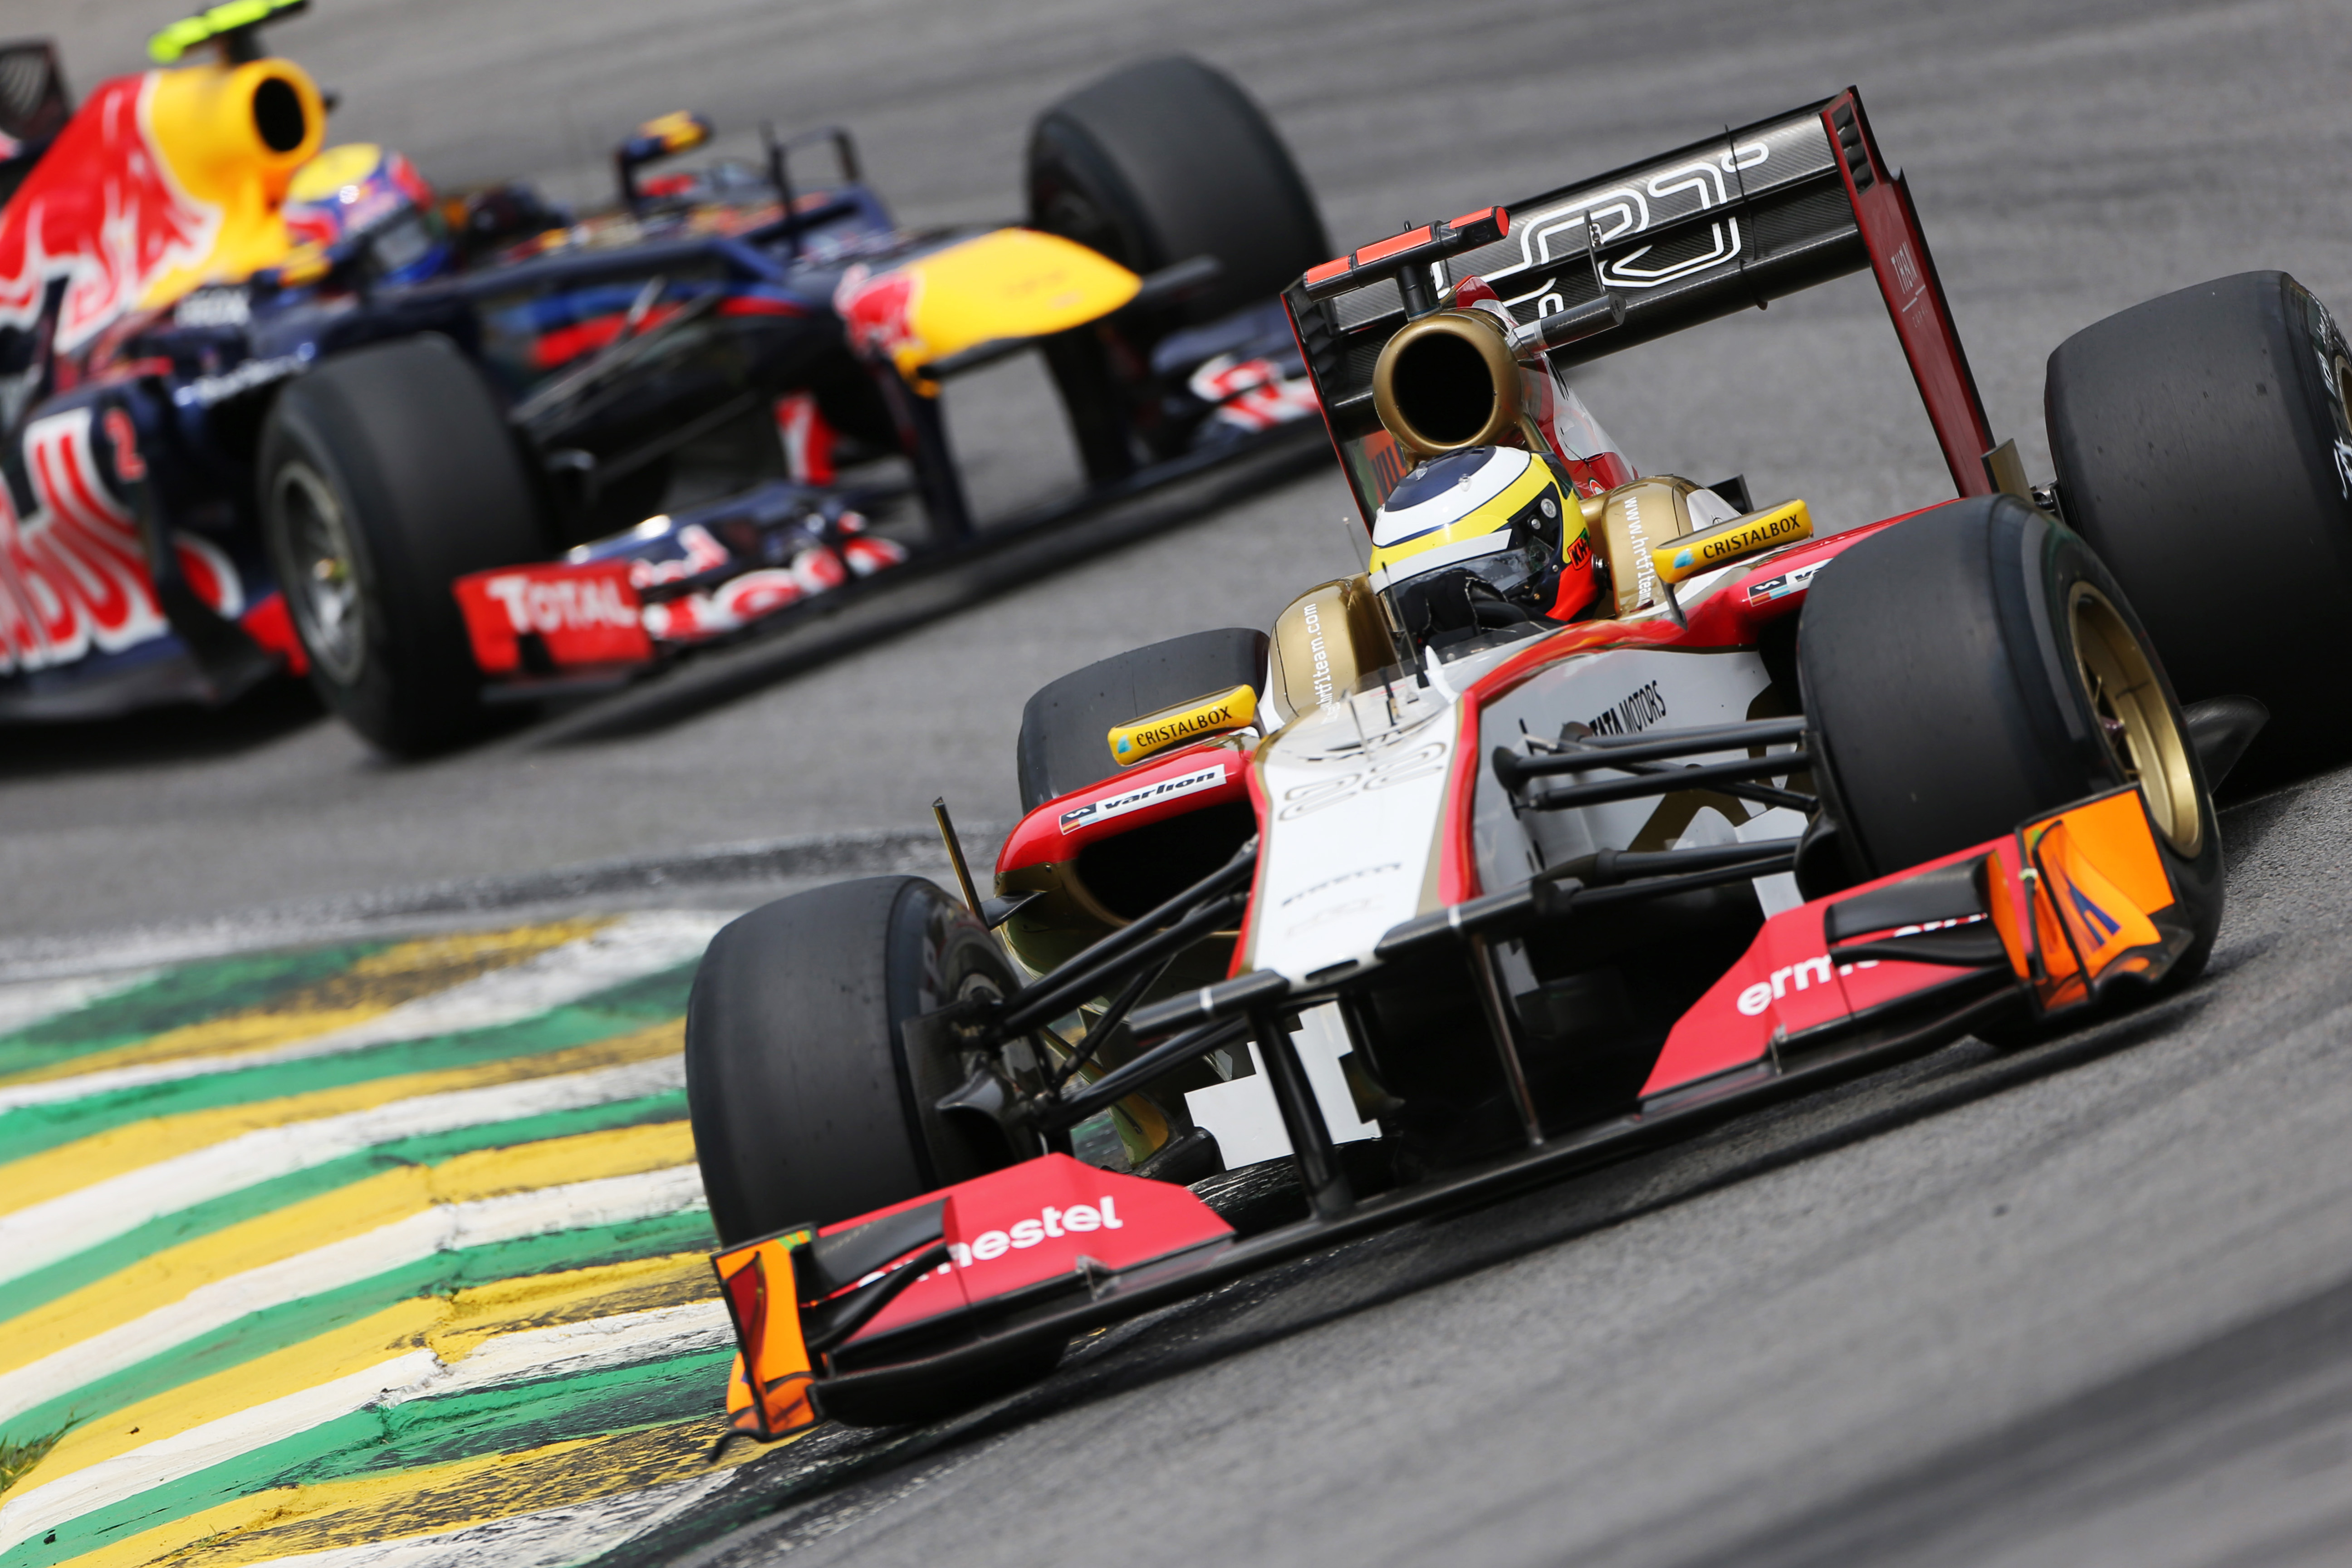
1594,476,1704,617
1265,575,1392,727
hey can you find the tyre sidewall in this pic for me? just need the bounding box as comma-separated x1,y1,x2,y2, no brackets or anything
2040,522,2225,980
2048,272,2352,774
686,877,1020,1245
1802,497,2221,971
884,879,1025,1192
257,334,544,754
258,388,407,742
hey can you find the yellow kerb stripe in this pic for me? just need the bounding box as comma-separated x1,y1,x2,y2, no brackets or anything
0,1020,682,1220
0,920,609,1092
0,1104,695,1377
21,1250,713,1495
58,1416,775,1568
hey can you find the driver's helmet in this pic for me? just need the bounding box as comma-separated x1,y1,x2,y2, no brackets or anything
1368,445,1601,647
284,143,451,285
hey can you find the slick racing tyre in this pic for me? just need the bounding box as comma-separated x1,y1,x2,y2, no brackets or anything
258,334,547,756
1798,494,2224,991
2046,271,2352,779
685,876,1061,1426
1016,627,1269,813
1028,56,1327,328
687,876,1026,1240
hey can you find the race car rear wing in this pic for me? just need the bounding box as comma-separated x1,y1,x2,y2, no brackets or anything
1284,88,2005,521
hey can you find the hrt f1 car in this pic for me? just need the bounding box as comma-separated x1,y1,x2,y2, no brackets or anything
684,88,2346,1436
0,1,1327,753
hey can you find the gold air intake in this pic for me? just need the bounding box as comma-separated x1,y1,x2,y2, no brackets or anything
1370,307,1523,459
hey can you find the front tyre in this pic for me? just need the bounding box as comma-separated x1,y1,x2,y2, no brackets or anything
686,876,1028,1242
258,334,547,755
1798,494,2222,989
1027,57,1326,477
685,875,1061,1427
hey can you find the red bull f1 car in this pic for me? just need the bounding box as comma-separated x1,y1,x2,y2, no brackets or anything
682,84,2352,1437
0,0,1327,752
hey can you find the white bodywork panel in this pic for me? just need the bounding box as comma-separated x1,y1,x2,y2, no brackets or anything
1246,621,1782,986
1184,567,1804,1164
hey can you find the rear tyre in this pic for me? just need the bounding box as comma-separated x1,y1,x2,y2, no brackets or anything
1028,56,1327,327
258,334,547,755
2046,271,2352,780
1016,627,1268,813
1028,57,1327,477
1798,495,2223,994
685,876,1061,1426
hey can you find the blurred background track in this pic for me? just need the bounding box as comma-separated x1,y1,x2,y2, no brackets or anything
3,0,2347,941
4,2,2352,1566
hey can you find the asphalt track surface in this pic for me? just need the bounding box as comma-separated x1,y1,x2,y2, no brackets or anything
5,0,2352,1563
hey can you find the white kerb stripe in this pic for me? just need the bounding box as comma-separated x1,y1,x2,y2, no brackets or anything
240,1469,741,1568
383,1298,730,1405
0,1349,444,1559
0,1300,733,1555
0,1162,710,1428
0,911,723,1115
0,1056,688,1289
0,969,164,1042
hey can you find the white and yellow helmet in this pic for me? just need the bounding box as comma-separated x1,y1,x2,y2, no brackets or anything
1368,446,1598,643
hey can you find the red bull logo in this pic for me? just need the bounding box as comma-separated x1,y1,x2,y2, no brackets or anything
0,76,219,357
0,408,171,673
834,264,921,362
2,54,324,366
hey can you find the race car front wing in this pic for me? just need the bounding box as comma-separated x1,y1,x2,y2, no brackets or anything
710,780,2195,1441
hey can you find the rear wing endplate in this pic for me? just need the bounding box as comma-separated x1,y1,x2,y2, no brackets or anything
1284,89,2001,520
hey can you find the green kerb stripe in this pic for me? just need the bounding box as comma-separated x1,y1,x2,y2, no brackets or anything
306,1348,734,1482
3,1208,717,1445
0,1095,690,1324
9,1347,733,1568
0,965,695,1166
0,945,390,1075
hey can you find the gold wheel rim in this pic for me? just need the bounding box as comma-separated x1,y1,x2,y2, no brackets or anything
2069,583,2201,857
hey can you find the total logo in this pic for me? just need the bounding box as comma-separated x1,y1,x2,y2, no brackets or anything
479,570,640,634
930,1197,1127,1274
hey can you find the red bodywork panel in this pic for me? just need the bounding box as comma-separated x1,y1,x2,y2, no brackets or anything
818,1155,1233,1347
1641,841,2001,1095
451,560,654,674
1643,785,2188,1095
1823,90,1997,498
997,736,1255,874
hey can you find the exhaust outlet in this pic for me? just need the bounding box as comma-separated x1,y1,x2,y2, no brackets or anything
1370,308,1524,458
